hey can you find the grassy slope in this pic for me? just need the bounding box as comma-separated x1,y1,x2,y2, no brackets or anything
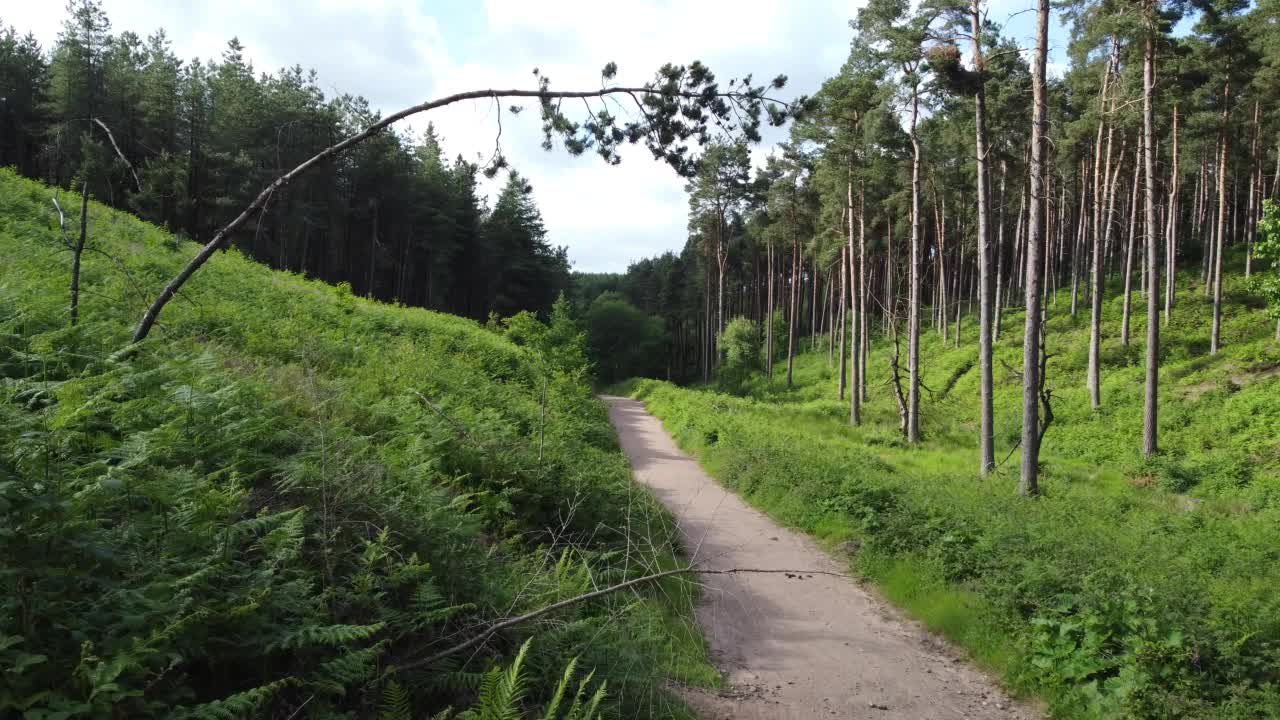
0,168,714,719
621,258,1280,719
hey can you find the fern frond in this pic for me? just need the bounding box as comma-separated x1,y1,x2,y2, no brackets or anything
176,677,295,719
539,656,578,720
269,622,385,651
476,638,530,720
576,681,606,720
314,642,386,696
379,679,412,720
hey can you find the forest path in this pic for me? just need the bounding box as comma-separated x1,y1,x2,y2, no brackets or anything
602,395,1035,720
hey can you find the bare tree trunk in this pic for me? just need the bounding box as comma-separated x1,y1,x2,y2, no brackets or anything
811,254,819,352
1021,0,1049,496
934,180,949,342
1211,79,1230,356
885,212,894,336
994,159,1008,342
1164,105,1179,323
907,75,923,444
766,240,775,380
1071,159,1088,319
70,181,89,326
1246,101,1260,278
1142,27,1161,459
890,321,908,437
973,0,995,474
1122,140,1142,345
859,184,869,403
839,244,848,400
851,183,863,425
787,234,799,387
828,264,837,366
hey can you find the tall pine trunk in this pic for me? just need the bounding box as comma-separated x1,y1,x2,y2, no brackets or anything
907,75,923,444
1142,25,1161,458
787,232,799,387
1211,79,1230,355
973,0,995,473
766,241,775,380
1122,140,1142,345
839,243,848,400
1165,106,1179,323
1020,0,1049,496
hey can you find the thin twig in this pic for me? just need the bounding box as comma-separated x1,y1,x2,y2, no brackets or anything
91,118,142,192
397,565,846,672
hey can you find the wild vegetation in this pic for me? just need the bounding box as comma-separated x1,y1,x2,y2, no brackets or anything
618,255,1280,718
0,167,718,718
6,0,1280,717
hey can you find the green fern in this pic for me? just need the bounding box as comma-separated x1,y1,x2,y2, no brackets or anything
461,638,531,720
538,656,578,719
313,642,387,696
379,679,412,720
176,678,296,720
269,622,385,651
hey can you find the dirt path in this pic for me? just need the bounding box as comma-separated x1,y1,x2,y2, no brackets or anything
603,396,1035,720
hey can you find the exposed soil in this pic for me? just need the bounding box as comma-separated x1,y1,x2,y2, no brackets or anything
603,395,1038,720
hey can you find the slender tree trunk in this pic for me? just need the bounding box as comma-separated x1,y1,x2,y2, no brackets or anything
934,181,949,342
766,240,775,380
851,182,863,425
1142,27,1161,459
1122,140,1142,345
1246,101,1260,278
907,75,923,444
1072,159,1088,319
70,181,89,327
1165,105,1179,323
995,159,1008,342
886,212,894,336
859,185,869,403
1021,0,1049,496
811,254,820,352
829,264,837,366
973,0,995,474
787,234,798,387
1211,80,1230,355
839,244,848,400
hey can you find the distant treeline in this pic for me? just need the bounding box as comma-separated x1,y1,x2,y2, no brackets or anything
0,2,569,320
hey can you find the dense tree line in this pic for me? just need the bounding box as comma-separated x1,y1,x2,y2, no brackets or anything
580,0,1280,491
0,1,569,320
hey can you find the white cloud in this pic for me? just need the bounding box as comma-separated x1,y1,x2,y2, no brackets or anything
7,0,878,272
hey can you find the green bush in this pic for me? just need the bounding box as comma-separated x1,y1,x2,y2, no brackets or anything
716,317,761,393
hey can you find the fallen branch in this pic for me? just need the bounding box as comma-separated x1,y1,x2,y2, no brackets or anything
398,565,845,672
128,70,801,345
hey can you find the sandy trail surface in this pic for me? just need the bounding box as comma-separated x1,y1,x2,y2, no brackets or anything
603,395,1036,720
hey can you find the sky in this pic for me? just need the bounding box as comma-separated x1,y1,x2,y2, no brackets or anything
4,0,1072,273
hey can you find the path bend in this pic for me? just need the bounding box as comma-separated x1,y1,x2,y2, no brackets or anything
603,395,1035,720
